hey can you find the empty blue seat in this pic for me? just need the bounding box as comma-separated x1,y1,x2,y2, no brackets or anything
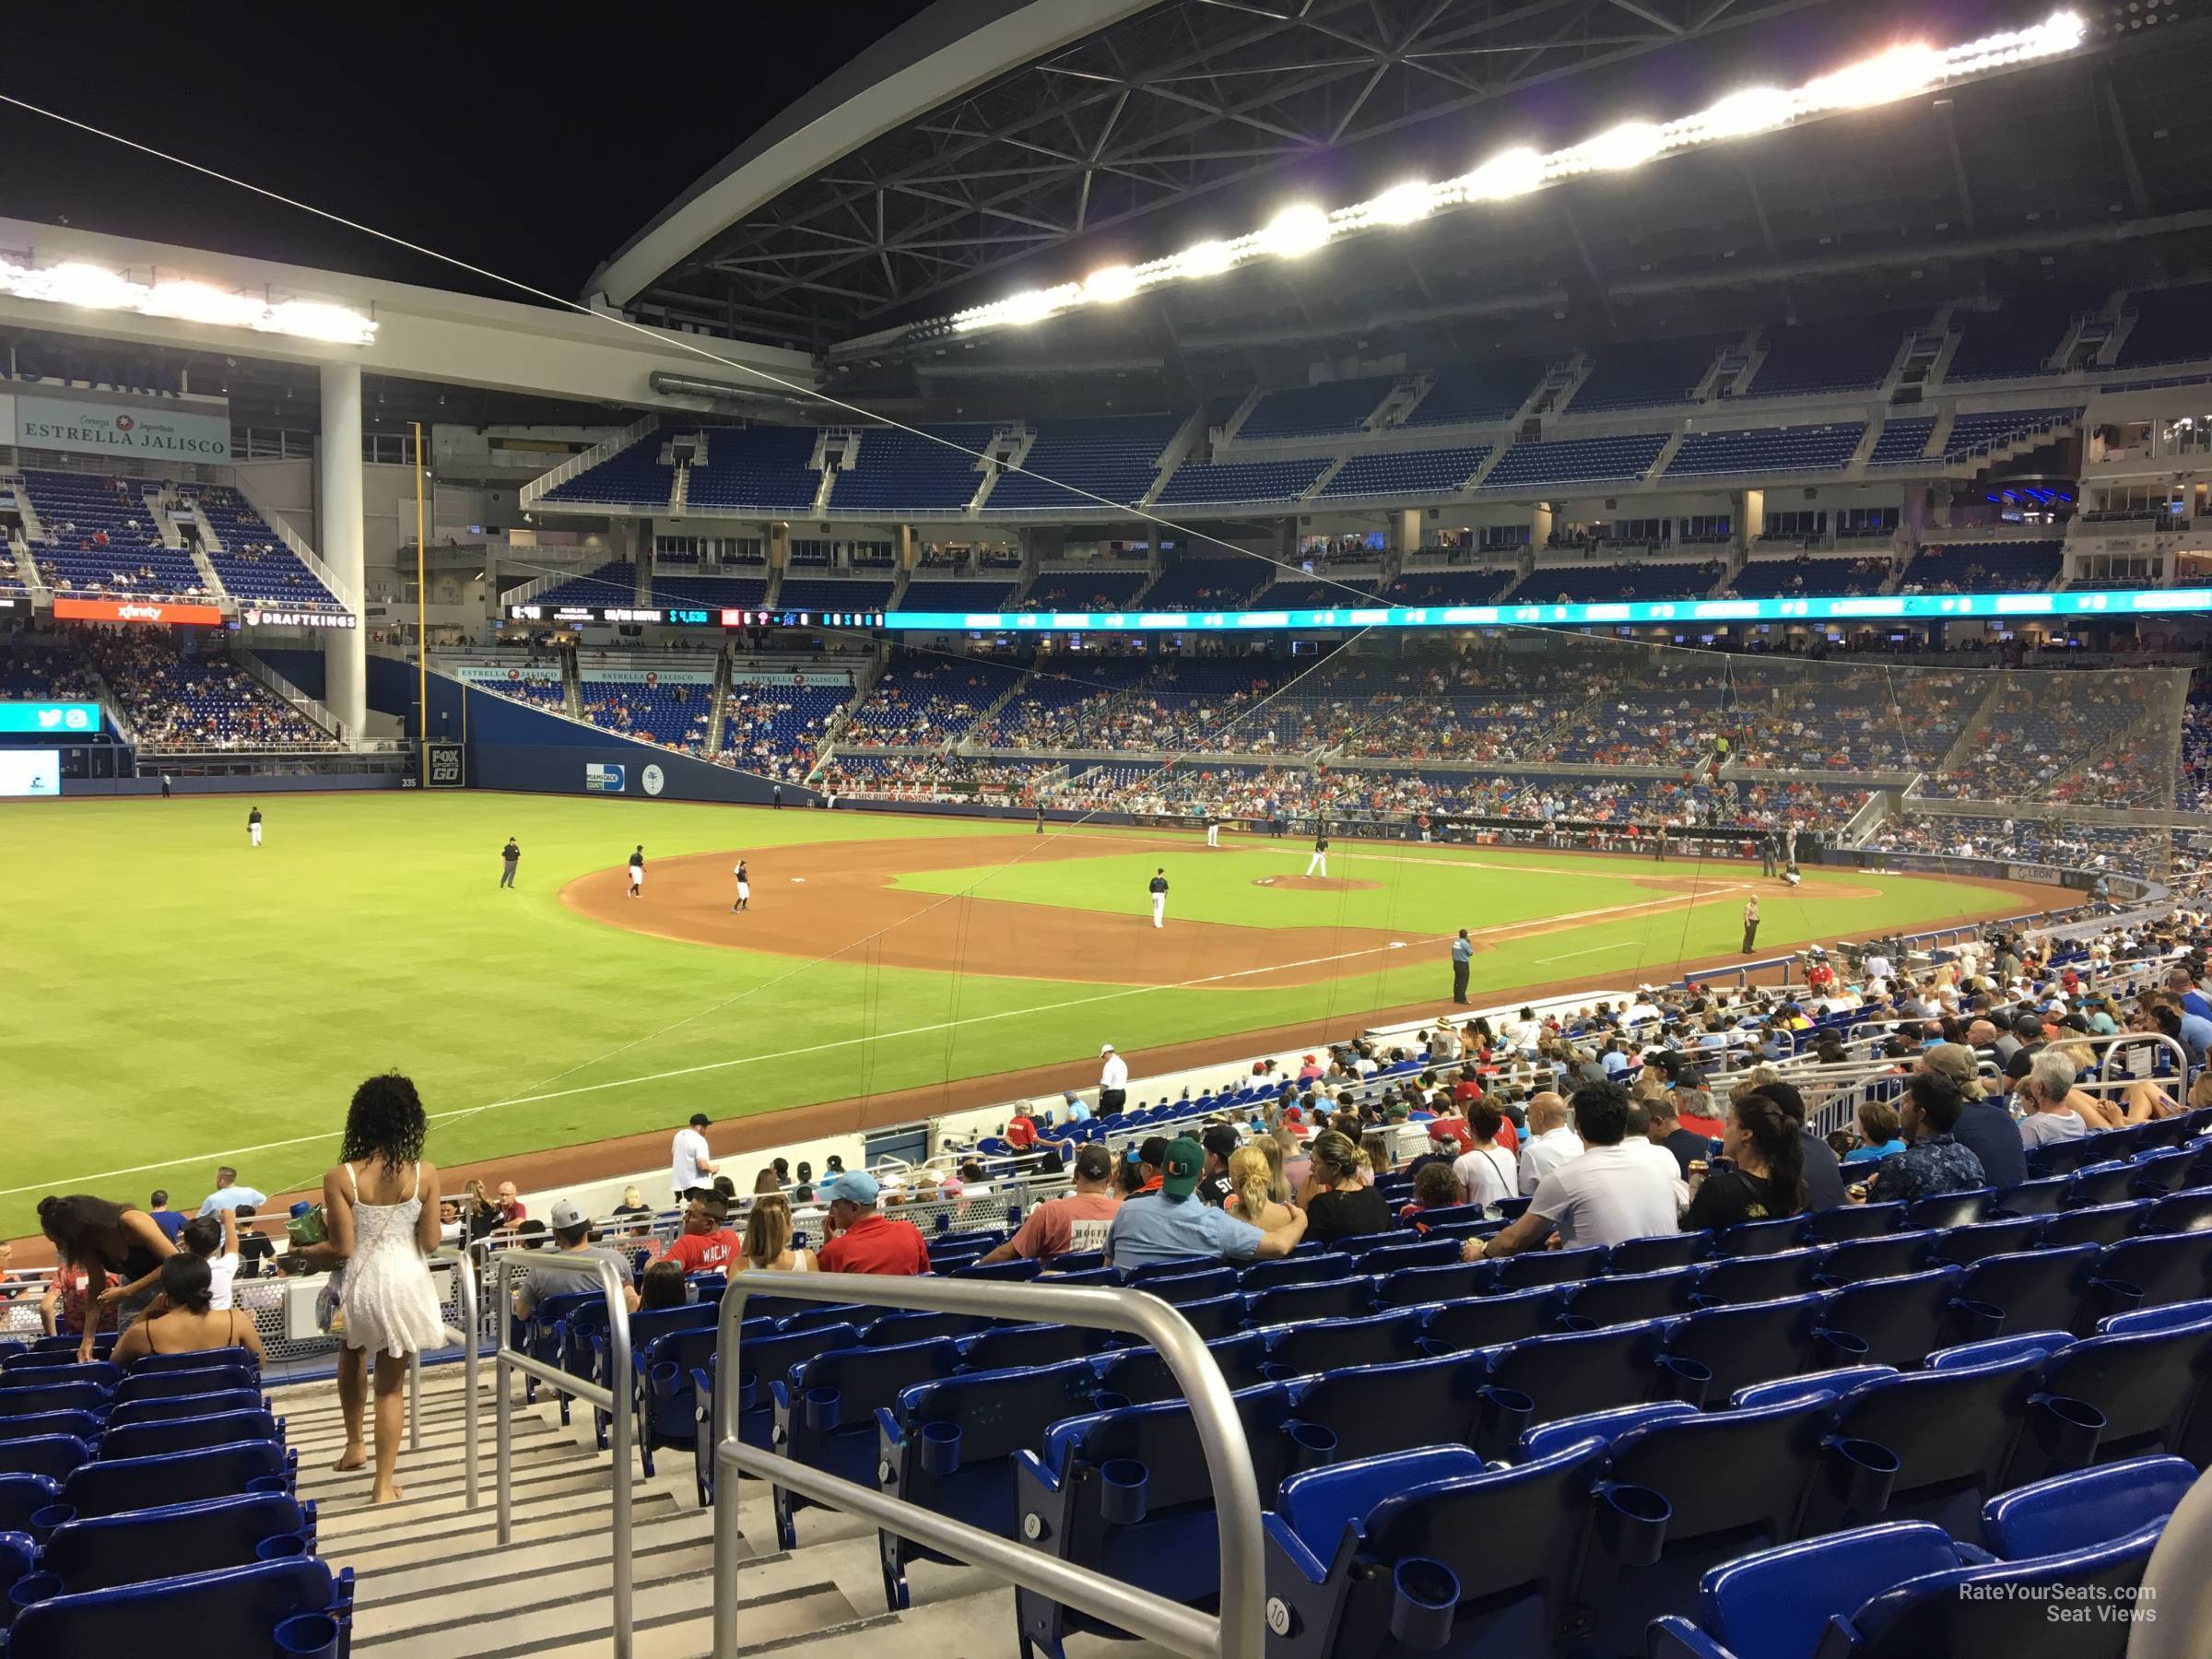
1516,1400,1699,1460
1375,1263,1490,1308
1245,1279,1376,1328
0,1383,108,1420
1259,1310,1423,1381
1013,1384,1301,1656
1092,1332,1271,1406
1800,1355,2041,1544
1288,1353,1485,1465
1936,1216,2046,1266
0,1363,119,1394
1814,1266,1965,1367
124,1349,257,1381
1477,1320,1686,1455
0,1476,59,1533
98,1409,279,1462
1693,1249,1826,1308
1135,1268,1239,1305
1558,1267,1699,1330
6,1557,350,1659
0,1437,90,1482
0,1411,102,1445
1262,1440,1615,1659
1604,1234,1711,1273
1957,1243,2100,1337
958,1323,1099,1373
861,1310,995,1348
688,1321,860,1508
1992,1177,2073,1217
104,1388,261,1428
109,1367,249,1406
1728,1364,1896,1410
2064,1163,2143,1209
1353,1240,1461,1276
1716,1218,1808,1257
1904,1190,1992,1230
1154,1293,1244,1342
1981,1454,2196,1560
1663,1295,1826,1406
2041,1201,2154,1250
1481,1247,1603,1291
2145,1190,2212,1234
38,1490,312,1594
2092,1231,2212,1314
1806,1205,1905,1243
1241,1253,1357,1291
877,1358,1102,1610
2006,1317,2212,1484
58,1439,293,1520
1573,1399,1834,1654
1817,1231,1937,1287
637,1325,724,1492
771,1337,962,1547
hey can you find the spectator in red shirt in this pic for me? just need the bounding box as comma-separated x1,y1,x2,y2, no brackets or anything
816,1171,931,1276
653,1194,741,1275
1006,1112,1038,1151
1673,1084,1725,1140
975,1145,1119,1265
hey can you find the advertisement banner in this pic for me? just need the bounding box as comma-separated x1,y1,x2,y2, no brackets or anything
456,665,562,686
0,750,61,797
0,700,100,736
53,598,224,626
243,608,356,629
424,741,465,788
6,389,231,460
584,762,626,794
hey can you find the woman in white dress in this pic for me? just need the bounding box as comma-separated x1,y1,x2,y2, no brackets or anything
323,1073,448,1505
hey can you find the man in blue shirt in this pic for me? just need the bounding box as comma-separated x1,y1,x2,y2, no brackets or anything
1451,930,1473,1005
2166,968,2212,1024
198,1167,267,1217
1923,1041,2026,1189
2154,1001,2212,1068
147,1189,188,1243
1102,1136,1306,1269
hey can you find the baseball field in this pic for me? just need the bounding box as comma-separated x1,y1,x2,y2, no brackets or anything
2,792,2060,1239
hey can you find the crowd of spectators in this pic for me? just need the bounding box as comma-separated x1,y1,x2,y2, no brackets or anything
80,629,334,751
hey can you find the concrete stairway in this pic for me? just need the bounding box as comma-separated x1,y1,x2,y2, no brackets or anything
274,1358,1163,1658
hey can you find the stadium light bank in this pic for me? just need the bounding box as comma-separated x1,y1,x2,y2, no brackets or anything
0,257,377,346
941,9,2088,337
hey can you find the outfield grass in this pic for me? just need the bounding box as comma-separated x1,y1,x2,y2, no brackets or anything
2,794,2019,1237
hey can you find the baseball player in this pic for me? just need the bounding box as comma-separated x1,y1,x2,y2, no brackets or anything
1305,830,1329,878
1205,809,1220,849
732,858,750,912
247,806,263,848
627,845,645,899
1148,867,1169,929
500,836,520,888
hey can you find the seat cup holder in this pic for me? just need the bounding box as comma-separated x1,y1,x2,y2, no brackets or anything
26,1504,71,1542
254,1531,311,1562
1098,1457,1148,1525
919,1420,962,1476
6,1573,61,1612
1387,1557,1461,1651
1088,1391,1130,1414
1594,1483,1672,1567
1658,1356,1713,1407
1556,1313,1598,1334
245,1476,290,1497
650,1359,682,1398
2033,1394,2108,1468
1814,1327,1871,1367
804,1386,841,1432
1475,1386,1535,1459
271,1610,342,1659
1282,1418,1340,1473
2096,1277,2147,1312
736,1373,759,1412
1953,1299,2007,1343
1826,1436,1901,1512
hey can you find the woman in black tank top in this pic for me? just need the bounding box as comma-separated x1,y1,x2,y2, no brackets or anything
112,1253,265,1365
37,1194,179,1362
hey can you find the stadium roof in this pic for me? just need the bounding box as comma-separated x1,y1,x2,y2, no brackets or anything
592,0,2212,359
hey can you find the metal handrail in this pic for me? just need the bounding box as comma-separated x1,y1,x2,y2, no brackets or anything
709,1272,1263,1659
404,1253,480,1503
488,1250,634,1657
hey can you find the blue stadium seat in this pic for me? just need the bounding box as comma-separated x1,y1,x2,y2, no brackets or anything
1572,1398,1835,1655
1603,1234,1712,1273
1728,1364,1897,1410
0,1412,102,1445
1259,1310,1425,1382
1245,1280,1377,1328
1092,1333,1272,1406
124,1349,258,1380
98,1408,279,1462
1261,1440,1613,1659
1287,1354,1484,1465
861,1311,996,1348
1418,1288,1562,1354
1012,1384,1301,1657
2041,1201,2153,1250
1955,1244,2100,1337
690,1321,862,1507
0,1476,58,1534
0,1437,90,1482
1982,1455,2197,1560
1662,1295,1827,1406
2091,1232,2212,1316
2006,1317,2212,1484
1154,1294,1245,1342
2065,1166,2147,1210
104,1388,262,1428
0,1384,108,1420
1557,1266,1700,1330
1241,1253,1357,1291
1691,1248,1827,1308
6,1558,350,1659
958,1323,1100,1373
638,1324,729,1492
2146,1190,2212,1234
1477,1320,1686,1455
1903,1191,1992,1230
37,1490,312,1594
0,1364,120,1394
1990,1177,2072,1216
771,1337,963,1547
1480,1246,1604,1291
1935,1216,2046,1265
877,1358,1102,1610
1799,1355,2041,1544
1806,1206,1905,1243
58,1440,293,1519
1813,1266,1967,1367
1515,1401,1698,1460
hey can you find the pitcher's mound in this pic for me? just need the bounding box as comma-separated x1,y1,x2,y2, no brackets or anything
1253,876,1380,892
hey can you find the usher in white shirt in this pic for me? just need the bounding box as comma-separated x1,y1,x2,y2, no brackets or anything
1100,1053,1129,1091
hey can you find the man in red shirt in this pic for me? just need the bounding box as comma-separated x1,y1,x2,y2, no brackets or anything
816,1171,931,1276
975,1145,1120,1265
653,1194,741,1275
1006,1112,1038,1151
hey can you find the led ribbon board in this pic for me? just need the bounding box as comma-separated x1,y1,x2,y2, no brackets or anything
884,588,2212,633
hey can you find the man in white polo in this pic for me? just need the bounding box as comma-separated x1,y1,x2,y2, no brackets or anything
1515,1091,1582,1195
1466,1082,1677,1260
1099,1043,1129,1114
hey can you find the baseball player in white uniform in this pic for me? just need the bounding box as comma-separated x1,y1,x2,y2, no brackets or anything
1148,867,1169,928
1205,810,1220,849
733,858,751,912
1306,832,1329,877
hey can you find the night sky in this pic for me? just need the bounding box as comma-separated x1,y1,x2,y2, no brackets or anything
0,7,934,306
